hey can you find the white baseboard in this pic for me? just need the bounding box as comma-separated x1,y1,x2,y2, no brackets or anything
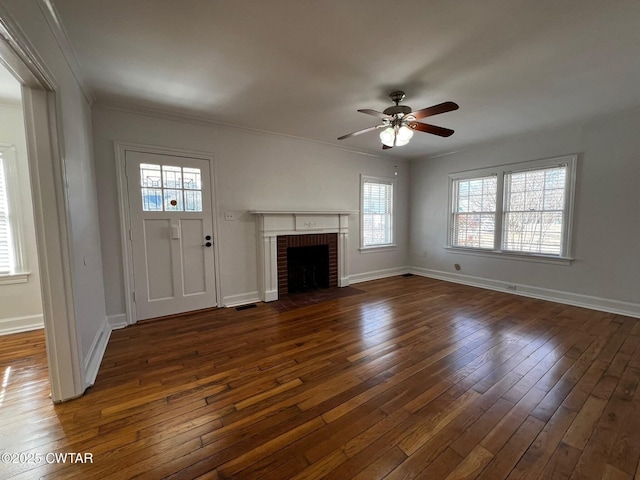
83,319,112,388
223,291,261,308
0,314,44,336
107,313,127,330
349,266,411,285
410,267,640,319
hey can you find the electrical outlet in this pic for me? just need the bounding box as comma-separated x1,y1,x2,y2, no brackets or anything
224,212,235,221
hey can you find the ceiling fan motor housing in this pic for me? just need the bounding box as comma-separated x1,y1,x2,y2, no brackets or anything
383,105,412,116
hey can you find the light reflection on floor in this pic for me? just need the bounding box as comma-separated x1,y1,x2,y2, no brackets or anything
357,301,394,348
0,365,11,406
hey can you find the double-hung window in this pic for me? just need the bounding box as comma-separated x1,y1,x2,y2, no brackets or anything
451,175,497,249
449,154,577,260
361,175,395,249
0,145,28,280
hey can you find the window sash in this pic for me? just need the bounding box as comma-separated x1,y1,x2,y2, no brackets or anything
0,153,13,273
502,165,567,255
451,175,497,249
361,177,394,247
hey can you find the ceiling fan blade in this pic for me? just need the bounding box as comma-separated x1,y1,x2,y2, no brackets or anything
410,122,455,137
358,109,391,120
337,125,380,140
410,101,459,120
382,144,393,150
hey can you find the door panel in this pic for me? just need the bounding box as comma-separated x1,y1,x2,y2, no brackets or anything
126,150,217,320
180,218,207,295
143,218,174,301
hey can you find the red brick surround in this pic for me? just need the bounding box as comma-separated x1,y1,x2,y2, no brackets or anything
277,233,338,296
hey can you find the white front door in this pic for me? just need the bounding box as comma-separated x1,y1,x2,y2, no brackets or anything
126,150,217,320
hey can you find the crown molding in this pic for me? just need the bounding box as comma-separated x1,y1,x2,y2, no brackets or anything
38,0,95,104
93,101,403,161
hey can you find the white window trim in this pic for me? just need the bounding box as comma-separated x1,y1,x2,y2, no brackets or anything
360,174,397,251
0,144,30,283
447,154,577,263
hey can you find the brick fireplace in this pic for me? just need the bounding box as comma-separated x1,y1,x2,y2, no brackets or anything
251,211,354,302
277,233,338,295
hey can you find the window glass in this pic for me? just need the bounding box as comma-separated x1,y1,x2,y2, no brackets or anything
140,163,202,212
503,166,566,255
452,175,497,249
0,152,13,273
361,177,394,248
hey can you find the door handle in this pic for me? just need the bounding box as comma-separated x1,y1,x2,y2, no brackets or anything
203,242,212,247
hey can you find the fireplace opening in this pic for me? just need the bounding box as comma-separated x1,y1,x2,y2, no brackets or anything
287,245,329,293
277,233,338,296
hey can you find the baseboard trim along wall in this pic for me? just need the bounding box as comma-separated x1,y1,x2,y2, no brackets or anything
107,314,128,330
410,267,640,319
0,314,44,336
349,267,411,285
83,319,112,389
78,265,638,395
223,291,261,308
108,264,639,325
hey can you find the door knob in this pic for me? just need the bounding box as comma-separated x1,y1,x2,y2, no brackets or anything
205,235,212,240
203,242,212,247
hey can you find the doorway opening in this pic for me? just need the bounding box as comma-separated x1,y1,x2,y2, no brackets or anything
0,13,84,402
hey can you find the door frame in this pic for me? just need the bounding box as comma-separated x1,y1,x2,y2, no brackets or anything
0,9,84,401
115,141,222,325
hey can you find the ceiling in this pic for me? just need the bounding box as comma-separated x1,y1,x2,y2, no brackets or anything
49,0,640,159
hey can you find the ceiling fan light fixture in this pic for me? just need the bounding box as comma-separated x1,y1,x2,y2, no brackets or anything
338,92,458,146
379,126,396,147
379,124,414,147
396,125,414,145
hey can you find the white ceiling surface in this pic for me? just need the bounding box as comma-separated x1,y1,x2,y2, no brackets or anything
52,0,640,159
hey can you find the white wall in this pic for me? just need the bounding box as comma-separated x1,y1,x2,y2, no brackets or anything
91,107,409,319
2,0,108,387
410,107,640,316
0,104,43,334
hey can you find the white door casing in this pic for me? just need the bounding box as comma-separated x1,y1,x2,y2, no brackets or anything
120,146,219,321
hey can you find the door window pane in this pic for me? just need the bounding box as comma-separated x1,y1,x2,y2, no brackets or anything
140,164,202,212
141,188,163,211
162,165,182,189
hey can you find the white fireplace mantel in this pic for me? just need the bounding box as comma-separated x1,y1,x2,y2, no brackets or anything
251,210,357,302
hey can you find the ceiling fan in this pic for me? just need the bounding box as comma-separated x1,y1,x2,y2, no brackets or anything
338,91,459,149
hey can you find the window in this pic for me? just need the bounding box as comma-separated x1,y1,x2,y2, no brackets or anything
0,151,11,273
449,155,576,260
140,163,202,212
0,145,27,279
451,175,497,249
361,175,395,249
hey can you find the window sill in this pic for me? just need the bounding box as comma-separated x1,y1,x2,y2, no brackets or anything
445,247,573,265
0,272,31,285
360,244,397,253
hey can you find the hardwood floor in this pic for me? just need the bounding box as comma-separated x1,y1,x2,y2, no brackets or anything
1,276,639,479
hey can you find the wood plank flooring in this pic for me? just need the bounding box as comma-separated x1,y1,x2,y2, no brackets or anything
1,276,639,479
